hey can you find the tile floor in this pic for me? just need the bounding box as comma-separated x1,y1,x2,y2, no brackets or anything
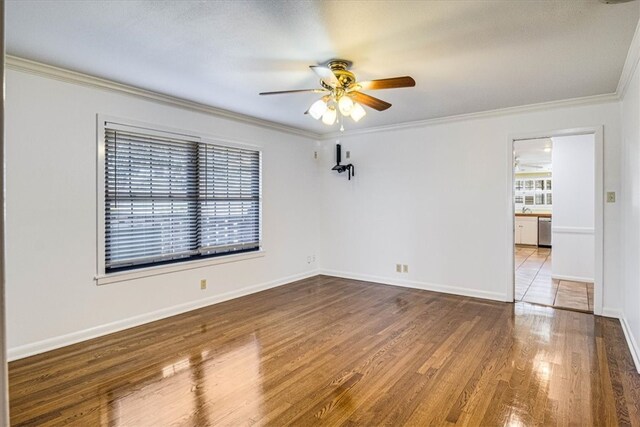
515,246,593,312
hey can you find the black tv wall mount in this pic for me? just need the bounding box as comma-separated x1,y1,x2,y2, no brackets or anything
331,144,355,180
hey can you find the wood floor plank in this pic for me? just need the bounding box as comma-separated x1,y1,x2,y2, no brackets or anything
8,275,640,426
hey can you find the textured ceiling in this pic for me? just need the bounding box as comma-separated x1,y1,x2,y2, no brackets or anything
6,1,640,134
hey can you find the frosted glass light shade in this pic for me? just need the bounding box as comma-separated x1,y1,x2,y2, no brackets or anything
350,103,366,122
322,106,337,125
308,99,328,120
338,96,354,116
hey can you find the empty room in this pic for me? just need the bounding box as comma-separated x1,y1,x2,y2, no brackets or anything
1,0,640,425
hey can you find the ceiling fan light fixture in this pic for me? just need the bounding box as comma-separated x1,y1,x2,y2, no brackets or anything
338,96,354,116
308,99,328,120
260,59,416,127
350,102,366,122
322,105,337,125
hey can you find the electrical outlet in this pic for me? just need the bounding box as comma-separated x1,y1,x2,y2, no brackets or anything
403,264,409,273
396,264,402,273
607,191,616,203
314,151,318,159
312,255,316,262
346,151,351,159
200,279,207,290
307,256,312,264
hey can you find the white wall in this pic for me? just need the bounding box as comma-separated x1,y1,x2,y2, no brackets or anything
551,134,595,282
5,64,634,366
318,101,621,309
620,52,640,372
5,69,320,359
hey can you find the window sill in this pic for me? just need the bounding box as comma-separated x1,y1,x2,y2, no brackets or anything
95,250,266,285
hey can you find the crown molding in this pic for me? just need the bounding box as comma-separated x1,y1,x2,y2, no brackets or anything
616,15,640,99
5,55,321,140
6,55,627,142
321,92,619,140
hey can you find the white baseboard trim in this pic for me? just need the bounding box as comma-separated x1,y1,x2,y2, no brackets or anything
596,308,640,374
619,314,640,374
601,307,621,319
8,270,320,361
552,274,594,283
320,270,508,302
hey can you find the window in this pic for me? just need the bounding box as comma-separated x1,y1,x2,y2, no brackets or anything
102,121,261,273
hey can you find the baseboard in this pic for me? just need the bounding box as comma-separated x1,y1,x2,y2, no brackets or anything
320,270,508,302
619,314,640,374
551,274,594,283
600,307,621,319
8,270,320,361
596,308,640,374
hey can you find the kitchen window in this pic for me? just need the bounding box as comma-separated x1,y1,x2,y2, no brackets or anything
99,119,261,276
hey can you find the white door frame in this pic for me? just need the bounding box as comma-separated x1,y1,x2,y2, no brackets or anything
506,126,604,315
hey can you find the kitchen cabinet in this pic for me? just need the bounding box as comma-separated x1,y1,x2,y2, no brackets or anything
513,175,552,211
515,216,538,245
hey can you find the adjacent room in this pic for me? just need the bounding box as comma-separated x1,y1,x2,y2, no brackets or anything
513,134,596,312
1,1,640,425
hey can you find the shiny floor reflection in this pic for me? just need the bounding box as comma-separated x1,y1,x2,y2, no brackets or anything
108,336,264,426
9,275,640,426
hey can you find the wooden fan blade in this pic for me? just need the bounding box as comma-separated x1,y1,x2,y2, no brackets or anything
351,91,392,111
260,89,327,95
354,76,416,91
309,65,339,88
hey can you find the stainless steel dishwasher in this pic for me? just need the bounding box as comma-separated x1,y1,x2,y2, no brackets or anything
538,217,552,247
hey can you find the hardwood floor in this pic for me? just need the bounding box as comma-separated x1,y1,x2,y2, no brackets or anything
515,246,594,312
9,275,640,426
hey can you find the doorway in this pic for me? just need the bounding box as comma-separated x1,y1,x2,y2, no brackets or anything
508,128,603,314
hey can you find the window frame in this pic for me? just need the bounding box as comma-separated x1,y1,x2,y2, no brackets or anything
96,115,264,285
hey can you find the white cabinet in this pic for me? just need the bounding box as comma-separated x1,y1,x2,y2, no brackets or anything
515,216,538,245
514,175,552,212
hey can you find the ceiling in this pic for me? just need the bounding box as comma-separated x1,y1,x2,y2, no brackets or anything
6,1,640,135
514,138,552,171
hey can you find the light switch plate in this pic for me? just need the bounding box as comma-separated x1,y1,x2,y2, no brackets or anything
396,264,402,273
607,192,616,203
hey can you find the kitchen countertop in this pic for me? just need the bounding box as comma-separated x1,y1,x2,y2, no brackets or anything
515,213,552,218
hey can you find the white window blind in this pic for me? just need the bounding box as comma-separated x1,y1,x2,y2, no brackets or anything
104,123,261,272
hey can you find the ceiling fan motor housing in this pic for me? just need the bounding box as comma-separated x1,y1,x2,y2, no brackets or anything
324,59,356,89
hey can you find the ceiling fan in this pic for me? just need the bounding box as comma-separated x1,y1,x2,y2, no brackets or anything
514,157,545,171
259,59,416,128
